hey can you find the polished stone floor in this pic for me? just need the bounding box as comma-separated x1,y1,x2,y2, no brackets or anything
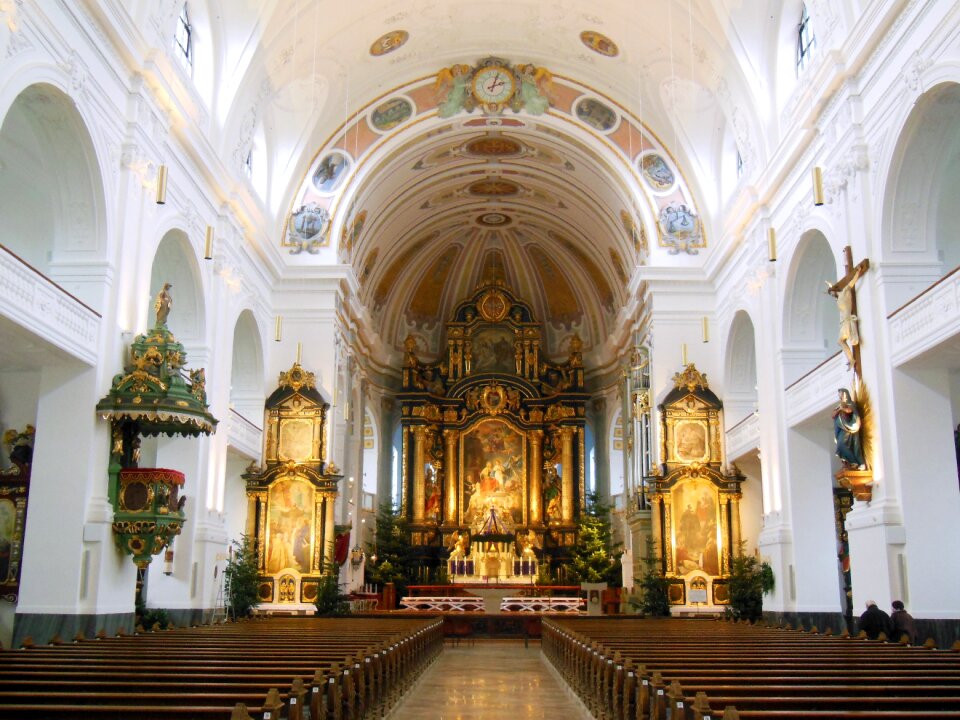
388,639,594,720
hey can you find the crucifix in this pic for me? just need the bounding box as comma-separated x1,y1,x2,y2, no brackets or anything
826,246,870,378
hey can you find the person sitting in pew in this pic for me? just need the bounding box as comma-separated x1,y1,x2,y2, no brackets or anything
891,600,918,644
859,600,892,639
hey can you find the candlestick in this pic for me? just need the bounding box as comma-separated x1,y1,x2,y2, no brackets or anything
681,343,688,366
204,225,213,260
767,227,777,262
701,317,709,343
274,315,282,342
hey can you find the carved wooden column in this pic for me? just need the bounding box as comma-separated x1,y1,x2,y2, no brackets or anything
412,425,427,522
245,494,257,539
443,429,458,525
561,426,575,522
528,429,544,525
323,492,336,571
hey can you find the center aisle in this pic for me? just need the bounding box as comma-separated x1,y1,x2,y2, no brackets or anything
387,639,594,720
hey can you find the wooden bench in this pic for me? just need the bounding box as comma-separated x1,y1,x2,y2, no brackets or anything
0,617,443,719
543,617,960,720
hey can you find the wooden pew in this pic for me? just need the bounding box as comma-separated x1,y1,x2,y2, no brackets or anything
542,617,960,720
0,616,444,720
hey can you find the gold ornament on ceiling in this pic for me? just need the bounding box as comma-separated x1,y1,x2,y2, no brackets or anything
370,30,408,56
580,30,619,57
464,136,524,157
467,179,521,196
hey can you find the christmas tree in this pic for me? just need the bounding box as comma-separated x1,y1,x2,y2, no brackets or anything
566,492,622,586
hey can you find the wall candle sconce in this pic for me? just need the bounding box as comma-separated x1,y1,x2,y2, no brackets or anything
702,317,709,343
274,316,282,342
768,227,777,262
204,226,214,260
155,164,167,205
812,166,825,206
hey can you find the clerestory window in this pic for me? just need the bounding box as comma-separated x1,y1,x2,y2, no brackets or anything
796,3,816,74
174,3,193,73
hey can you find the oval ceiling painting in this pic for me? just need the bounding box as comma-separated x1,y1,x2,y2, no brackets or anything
580,30,619,58
370,96,414,132
639,152,675,192
477,212,512,227
370,30,409,57
575,97,618,133
312,151,350,194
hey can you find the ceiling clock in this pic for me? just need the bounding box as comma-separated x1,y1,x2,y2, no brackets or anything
472,66,516,106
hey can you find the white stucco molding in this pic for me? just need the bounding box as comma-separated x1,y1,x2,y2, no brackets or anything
888,268,960,367
783,352,848,427
0,245,100,366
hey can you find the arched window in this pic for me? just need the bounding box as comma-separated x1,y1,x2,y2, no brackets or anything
796,3,816,74
173,3,193,73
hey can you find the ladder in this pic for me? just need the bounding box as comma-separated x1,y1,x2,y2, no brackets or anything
211,552,231,623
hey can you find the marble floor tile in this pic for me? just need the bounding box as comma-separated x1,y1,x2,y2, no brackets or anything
387,639,594,720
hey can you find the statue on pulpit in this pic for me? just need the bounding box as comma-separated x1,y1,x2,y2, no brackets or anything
154,283,173,326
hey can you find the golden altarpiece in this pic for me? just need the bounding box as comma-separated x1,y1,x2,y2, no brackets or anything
242,362,341,608
649,364,745,609
399,282,588,582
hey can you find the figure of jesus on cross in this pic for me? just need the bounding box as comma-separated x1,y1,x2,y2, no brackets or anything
826,246,870,377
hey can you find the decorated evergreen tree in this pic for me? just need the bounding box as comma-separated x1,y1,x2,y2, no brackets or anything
566,493,622,586
365,502,415,596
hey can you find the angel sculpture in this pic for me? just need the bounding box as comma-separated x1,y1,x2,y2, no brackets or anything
516,64,553,115
435,64,472,118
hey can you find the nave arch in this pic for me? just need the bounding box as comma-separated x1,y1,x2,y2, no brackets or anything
781,229,841,386
0,81,108,311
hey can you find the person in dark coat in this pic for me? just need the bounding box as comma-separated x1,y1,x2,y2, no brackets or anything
890,600,918,644
859,600,892,639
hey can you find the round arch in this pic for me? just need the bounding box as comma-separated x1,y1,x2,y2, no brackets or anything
880,80,960,295
724,309,759,426
781,228,840,384
0,81,108,307
147,229,206,342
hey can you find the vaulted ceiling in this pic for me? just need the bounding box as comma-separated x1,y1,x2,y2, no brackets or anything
130,0,795,369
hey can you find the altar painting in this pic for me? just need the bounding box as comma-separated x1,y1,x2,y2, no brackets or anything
471,327,515,374
461,419,525,527
266,477,315,574
671,478,720,576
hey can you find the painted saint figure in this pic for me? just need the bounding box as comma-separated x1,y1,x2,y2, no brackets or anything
833,388,865,468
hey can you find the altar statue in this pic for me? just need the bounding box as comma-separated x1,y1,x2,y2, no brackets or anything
833,388,865,469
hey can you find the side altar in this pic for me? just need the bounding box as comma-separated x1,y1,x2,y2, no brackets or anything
398,282,588,581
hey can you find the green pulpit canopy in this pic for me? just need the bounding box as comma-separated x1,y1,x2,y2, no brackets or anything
96,321,217,437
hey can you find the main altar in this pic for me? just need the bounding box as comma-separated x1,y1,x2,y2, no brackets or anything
398,281,588,581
